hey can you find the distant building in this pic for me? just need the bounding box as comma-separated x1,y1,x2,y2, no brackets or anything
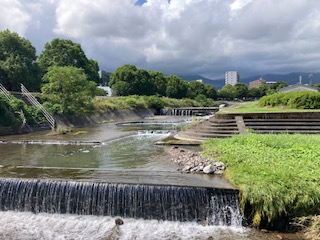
278,84,319,93
97,86,113,96
225,71,239,86
249,77,266,88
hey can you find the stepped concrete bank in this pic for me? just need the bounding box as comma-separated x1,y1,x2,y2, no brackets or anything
175,111,320,143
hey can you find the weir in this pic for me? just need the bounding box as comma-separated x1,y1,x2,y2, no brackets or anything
0,178,242,226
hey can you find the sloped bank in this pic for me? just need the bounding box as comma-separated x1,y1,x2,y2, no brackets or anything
54,109,155,127
0,110,155,136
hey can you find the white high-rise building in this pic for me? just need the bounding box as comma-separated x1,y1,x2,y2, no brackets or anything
225,71,239,86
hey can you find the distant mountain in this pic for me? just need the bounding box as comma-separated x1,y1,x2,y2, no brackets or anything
179,74,224,89
180,72,320,90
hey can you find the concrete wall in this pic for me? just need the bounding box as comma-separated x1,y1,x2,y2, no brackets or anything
215,111,320,120
54,109,155,127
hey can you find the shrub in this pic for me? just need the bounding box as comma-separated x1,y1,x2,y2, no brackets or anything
259,91,320,109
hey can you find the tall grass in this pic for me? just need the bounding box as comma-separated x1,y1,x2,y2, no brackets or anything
201,134,320,228
93,95,208,112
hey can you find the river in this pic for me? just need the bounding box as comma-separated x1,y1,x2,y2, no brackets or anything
0,116,303,240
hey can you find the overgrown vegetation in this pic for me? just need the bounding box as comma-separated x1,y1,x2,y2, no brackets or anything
201,134,320,228
295,215,320,240
0,94,45,127
259,91,320,109
93,95,214,112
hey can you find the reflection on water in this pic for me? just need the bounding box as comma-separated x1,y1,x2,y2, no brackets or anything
0,134,173,170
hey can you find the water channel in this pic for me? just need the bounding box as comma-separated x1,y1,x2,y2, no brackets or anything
0,116,291,239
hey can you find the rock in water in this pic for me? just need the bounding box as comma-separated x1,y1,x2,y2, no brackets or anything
203,165,215,174
115,218,124,225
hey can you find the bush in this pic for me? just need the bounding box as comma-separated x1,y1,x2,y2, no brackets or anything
0,95,21,127
144,96,165,111
259,91,320,109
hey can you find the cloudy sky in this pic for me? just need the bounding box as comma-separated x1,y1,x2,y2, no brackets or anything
1,0,320,80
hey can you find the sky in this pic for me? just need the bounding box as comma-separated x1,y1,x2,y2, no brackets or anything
1,0,320,80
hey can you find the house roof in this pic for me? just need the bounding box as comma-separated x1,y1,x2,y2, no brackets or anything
278,84,319,92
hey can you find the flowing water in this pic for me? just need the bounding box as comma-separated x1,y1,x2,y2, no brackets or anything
0,117,291,239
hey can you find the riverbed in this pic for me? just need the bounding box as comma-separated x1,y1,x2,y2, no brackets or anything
0,116,304,239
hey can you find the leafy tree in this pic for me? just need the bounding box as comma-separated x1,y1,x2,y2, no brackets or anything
41,66,96,115
248,87,262,98
270,81,288,91
258,84,270,96
109,64,154,96
186,81,207,99
149,71,167,96
0,30,40,91
234,82,248,98
219,84,237,100
134,69,154,95
166,75,188,99
38,38,100,84
205,85,217,100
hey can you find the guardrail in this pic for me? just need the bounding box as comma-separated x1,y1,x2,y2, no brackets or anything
21,84,55,130
0,83,12,101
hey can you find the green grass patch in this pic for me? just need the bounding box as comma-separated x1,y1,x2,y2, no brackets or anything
201,134,320,227
220,101,320,113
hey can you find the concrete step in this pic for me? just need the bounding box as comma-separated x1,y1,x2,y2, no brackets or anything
248,125,320,130
250,129,320,134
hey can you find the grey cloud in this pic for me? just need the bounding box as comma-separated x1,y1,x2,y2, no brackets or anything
1,0,320,80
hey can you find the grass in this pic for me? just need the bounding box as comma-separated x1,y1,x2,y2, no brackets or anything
219,101,320,113
295,215,320,240
201,133,320,228
93,95,209,113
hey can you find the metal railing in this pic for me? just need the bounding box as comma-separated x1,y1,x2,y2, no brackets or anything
0,83,12,101
21,84,55,130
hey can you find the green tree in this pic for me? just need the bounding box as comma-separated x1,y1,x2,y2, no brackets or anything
234,82,248,98
186,81,207,99
248,87,262,98
270,81,288,91
38,38,100,84
219,84,237,100
109,64,154,96
149,71,167,96
0,30,40,91
41,66,96,115
205,85,217,100
166,75,188,99
258,84,270,96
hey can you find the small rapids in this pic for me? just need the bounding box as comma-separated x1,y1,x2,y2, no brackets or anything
0,211,249,240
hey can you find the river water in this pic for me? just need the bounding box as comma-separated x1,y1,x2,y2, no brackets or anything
0,117,301,239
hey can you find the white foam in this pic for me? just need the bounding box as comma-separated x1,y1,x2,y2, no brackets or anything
0,211,250,240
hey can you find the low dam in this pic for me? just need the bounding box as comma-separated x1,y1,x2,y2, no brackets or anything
0,179,241,225
0,118,257,239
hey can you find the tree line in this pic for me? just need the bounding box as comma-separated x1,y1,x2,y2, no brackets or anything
0,29,290,116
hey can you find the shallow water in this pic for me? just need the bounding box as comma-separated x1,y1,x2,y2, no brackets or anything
0,118,302,240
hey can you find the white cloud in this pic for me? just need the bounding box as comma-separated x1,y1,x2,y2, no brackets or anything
0,0,31,36
2,0,320,80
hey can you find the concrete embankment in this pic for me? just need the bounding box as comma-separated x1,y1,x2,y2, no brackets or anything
0,109,155,135
54,109,155,127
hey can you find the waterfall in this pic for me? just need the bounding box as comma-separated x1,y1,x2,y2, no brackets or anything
0,179,242,226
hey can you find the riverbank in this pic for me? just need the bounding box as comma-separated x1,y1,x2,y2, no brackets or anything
201,133,320,234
